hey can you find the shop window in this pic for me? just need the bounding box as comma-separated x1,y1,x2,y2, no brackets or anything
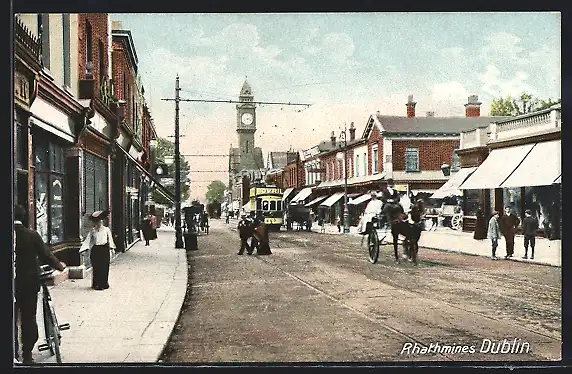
523,185,560,231
16,123,27,169
464,189,482,217
33,136,66,244
503,187,522,220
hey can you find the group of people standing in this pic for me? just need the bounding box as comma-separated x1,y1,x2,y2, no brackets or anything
479,206,539,260
237,211,272,256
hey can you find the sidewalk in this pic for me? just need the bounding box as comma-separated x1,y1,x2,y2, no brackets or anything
32,227,187,364
311,222,561,267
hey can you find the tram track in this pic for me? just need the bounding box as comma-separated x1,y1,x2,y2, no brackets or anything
268,233,560,344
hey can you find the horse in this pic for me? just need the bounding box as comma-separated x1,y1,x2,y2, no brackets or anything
382,197,423,264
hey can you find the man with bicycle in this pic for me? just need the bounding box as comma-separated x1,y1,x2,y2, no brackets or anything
14,204,66,364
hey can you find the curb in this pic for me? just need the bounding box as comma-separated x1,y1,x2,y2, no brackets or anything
155,248,189,363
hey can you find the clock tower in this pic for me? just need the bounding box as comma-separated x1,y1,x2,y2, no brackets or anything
236,79,257,169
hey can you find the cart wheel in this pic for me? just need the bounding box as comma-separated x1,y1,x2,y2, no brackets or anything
451,214,463,231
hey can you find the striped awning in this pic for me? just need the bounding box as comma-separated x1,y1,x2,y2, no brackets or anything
305,195,328,207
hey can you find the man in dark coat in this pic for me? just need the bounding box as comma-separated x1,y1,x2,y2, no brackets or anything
522,209,539,259
473,206,488,240
14,204,66,364
237,213,255,255
499,206,520,259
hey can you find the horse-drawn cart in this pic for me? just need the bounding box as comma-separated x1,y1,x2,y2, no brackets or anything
440,205,463,231
286,203,312,232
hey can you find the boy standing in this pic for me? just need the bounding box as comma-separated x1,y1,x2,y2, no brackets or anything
522,209,539,259
487,211,501,260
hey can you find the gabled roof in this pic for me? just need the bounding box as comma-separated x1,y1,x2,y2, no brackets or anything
363,114,512,138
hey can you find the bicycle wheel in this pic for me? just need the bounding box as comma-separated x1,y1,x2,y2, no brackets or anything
42,295,55,356
368,229,380,264
49,305,62,364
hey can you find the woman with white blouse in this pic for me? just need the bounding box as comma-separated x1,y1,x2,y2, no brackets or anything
80,210,116,290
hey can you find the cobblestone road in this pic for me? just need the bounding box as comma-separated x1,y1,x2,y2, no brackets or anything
161,220,561,363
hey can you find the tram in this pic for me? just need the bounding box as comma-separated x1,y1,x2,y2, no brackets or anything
248,185,284,231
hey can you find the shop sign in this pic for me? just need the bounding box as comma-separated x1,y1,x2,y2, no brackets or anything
14,71,31,107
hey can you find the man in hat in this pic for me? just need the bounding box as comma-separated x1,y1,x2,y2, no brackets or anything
522,209,539,259
499,206,520,259
80,210,116,290
14,204,66,364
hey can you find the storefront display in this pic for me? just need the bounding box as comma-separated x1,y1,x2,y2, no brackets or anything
523,185,559,233
503,187,522,219
33,133,67,244
463,189,482,217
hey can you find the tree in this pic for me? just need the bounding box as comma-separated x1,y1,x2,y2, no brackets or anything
205,180,226,203
151,137,190,207
490,92,561,116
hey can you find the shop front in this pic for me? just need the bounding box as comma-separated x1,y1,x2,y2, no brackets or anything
459,138,561,238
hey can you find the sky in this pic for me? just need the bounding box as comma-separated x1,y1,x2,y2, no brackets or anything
110,12,561,201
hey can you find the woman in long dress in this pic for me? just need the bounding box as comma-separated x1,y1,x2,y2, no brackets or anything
81,210,116,290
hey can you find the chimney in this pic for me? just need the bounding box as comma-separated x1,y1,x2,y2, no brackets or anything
330,130,336,147
426,111,435,117
464,95,482,117
349,122,356,141
406,94,416,118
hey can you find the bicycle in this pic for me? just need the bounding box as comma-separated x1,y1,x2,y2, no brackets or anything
37,265,70,363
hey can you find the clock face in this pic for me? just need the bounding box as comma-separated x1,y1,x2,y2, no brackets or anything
241,112,254,125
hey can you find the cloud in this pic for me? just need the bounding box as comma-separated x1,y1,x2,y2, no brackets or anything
478,64,534,98
480,32,528,66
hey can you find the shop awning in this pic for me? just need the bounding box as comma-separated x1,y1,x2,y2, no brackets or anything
242,202,251,212
290,187,313,203
459,143,536,190
411,189,437,195
320,192,345,207
282,187,295,201
304,195,328,207
554,175,561,184
349,194,372,205
500,140,561,188
115,143,176,203
431,167,477,199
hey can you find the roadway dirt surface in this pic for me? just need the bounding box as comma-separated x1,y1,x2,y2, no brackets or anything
160,219,561,363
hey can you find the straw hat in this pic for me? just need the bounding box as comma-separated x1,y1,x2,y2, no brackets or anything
90,210,109,221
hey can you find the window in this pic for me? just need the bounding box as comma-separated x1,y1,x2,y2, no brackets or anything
98,40,105,83
338,159,343,179
62,14,71,87
451,149,460,172
85,21,92,70
277,201,282,211
363,153,367,175
16,122,27,169
245,141,249,153
39,14,50,69
270,201,276,211
372,144,379,174
262,200,269,211
123,73,127,100
355,154,360,177
405,147,419,172
33,136,66,244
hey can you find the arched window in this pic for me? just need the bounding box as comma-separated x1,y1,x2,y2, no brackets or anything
245,141,249,153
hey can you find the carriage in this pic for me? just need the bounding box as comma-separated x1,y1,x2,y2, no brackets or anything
286,202,312,232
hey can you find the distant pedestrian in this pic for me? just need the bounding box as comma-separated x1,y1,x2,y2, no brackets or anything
522,209,539,259
141,213,154,246
473,206,487,240
80,210,116,290
336,217,342,233
499,206,520,259
487,210,501,260
170,213,175,227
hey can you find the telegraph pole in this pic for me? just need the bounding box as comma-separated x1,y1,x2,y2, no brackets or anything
174,76,184,249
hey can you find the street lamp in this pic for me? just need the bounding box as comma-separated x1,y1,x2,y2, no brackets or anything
441,163,451,177
337,124,350,234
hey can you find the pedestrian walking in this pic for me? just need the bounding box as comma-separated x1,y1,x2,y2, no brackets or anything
499,206,520,259
13,204,66,364
336,216,342,233
80,210,116,290
141,213,154,246
522,209,539,259
473,206,488,240
237,213,254,255
487,210,501,260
